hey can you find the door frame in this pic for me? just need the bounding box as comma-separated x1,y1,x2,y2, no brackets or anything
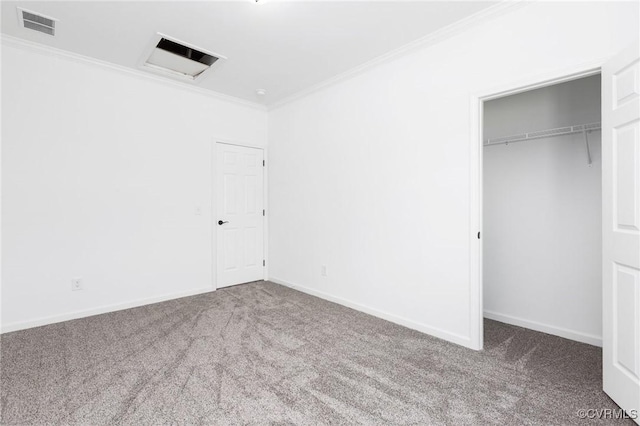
468,59,608,350
211,139,268,290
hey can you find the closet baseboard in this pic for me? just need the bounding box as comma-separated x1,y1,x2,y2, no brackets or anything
483,310,602,347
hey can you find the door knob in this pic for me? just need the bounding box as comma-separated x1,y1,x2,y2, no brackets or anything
218,220,228,225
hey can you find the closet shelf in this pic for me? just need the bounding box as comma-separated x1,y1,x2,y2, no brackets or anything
484,122,601,147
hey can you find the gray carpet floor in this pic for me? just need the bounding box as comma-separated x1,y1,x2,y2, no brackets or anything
0,281,628,425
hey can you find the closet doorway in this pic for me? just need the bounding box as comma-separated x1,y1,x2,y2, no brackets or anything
470,43,640,419
482,74,603,347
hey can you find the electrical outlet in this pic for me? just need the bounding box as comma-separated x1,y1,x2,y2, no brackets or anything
321,265,327,277
71,278,83,291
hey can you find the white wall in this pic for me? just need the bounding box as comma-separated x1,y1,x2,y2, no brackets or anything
483,75,602,345
1,40,267,331
267,2,638,348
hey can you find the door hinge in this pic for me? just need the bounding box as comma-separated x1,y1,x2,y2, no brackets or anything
263,259,265,267
477,231,481,239
263,209,265,216
263,160,265,167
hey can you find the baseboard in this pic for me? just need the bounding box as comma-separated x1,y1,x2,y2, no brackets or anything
483,310,602,347
1,286,214,334
269,277,473,349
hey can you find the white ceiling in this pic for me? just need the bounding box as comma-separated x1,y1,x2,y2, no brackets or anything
1,1,496,105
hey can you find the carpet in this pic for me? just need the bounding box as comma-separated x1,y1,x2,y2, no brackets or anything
0,281,628,425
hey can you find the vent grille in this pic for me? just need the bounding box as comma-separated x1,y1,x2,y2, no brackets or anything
18,8,56,36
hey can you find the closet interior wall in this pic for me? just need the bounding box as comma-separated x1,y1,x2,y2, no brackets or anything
483,75,602,345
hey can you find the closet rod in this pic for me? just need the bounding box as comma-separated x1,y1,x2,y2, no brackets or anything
484,122,601,147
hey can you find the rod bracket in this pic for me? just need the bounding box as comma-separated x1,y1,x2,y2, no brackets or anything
584,130,592,167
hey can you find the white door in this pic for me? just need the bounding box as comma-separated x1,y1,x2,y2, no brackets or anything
216,143,264,288
603,42,640,423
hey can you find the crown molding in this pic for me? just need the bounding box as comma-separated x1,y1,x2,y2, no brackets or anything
1,34,267,112
2,1,527,112
267,0,528,111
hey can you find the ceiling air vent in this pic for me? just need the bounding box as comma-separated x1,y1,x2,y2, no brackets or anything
17,8,57,36
139,33,226,83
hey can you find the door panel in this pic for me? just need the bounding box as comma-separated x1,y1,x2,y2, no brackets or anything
603,42,640,423
614,264,638,378
216,143,264,288
244,227,258,267
224,175,238,214
615,122,639,229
